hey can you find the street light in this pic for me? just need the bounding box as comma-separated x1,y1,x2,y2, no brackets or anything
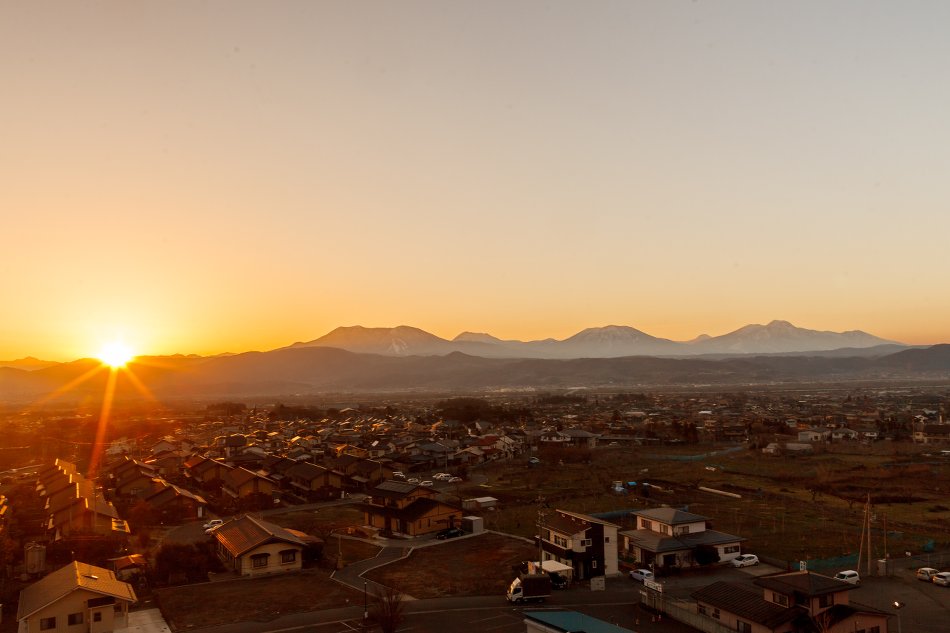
893,601,904,633
363,579,368,621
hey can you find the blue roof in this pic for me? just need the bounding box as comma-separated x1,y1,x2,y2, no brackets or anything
523,611,634,633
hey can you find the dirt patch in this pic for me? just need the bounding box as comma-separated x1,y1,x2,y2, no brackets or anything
155,569,363,629
364,532,536,598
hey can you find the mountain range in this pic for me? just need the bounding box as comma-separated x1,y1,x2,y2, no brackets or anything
0,321,946,401
285,320,899,358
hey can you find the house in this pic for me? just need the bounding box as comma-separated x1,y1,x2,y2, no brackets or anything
692,570,890,633
17,561,136,633
144,481,208,522
798,428,831,443
539,510,619,580
221,467,277,500
913,423,950,444
212,514,314,577
619,507,744,569
362,480,462,537
284,462,341,501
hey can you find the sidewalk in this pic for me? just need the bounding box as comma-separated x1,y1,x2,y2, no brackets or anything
331,541,415,600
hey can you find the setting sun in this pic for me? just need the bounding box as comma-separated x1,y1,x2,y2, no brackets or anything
97,341,134,368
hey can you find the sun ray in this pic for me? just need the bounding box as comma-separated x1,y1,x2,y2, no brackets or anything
86,367,118,478
31,363,108,408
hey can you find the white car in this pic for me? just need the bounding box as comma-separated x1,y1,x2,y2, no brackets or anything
834,570,860,585
932,572,950,587
732,554,759,568
448,476,463,483
916,567,940,582
203,519,223,533
433,473,451,480
629,569,654,582
420,480,434,487
407,478,420,484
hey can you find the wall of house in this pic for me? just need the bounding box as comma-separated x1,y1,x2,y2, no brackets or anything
19,589,130,633
238,542,302,577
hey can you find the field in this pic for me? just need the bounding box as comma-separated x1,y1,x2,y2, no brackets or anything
155,570,364,629
473,442,950,564
364,532,537,598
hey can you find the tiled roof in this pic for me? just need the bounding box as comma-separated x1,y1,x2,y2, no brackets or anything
214,515,307,557
17,561,136,621
755,571,853,596
692,581,802,629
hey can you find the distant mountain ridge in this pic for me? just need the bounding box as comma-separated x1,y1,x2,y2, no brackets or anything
2,342,948,402
285,320,900,358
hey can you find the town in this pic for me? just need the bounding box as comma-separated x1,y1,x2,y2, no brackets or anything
1,387,949,633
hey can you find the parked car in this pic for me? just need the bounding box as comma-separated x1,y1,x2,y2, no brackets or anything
420,480,434,487
435,527,464,539
732,554,760,567
392,471,405,479
834,570,860,585
629,569,654,583
407,478,420,484
549,572,568,589
528,457,541,465
917,567,940,582
932,572,950,587
203,519,223,533
433,473,451,480
448,476,463,483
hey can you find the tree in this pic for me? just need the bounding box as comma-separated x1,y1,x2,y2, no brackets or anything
371,585,405,633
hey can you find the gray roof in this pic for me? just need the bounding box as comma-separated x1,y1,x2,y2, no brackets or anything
633,507,708,524
620,527,744,553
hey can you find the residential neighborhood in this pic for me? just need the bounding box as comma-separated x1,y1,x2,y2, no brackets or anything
0,389,949,633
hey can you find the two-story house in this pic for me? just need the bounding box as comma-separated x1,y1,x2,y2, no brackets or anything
692,571,890,633
17,562,136,633
619,507,744,569
362,480,462,537
539,510,619,580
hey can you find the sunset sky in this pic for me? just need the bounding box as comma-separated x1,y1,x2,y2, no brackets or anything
4,1,950,361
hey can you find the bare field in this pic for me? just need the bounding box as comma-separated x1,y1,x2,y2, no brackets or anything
155,570,363,629
475,443,950,563
364,532,536,598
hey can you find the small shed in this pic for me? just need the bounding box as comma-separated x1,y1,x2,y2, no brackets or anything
462,496,498,511
461,515,484,534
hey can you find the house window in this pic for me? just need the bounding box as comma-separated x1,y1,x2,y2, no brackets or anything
40,617,57,630
698,605,707,616
819,594,834,608
251,553,269,568
581,539,592,547
68,613,84,625
771,592,788,607
280,549,297,564
93,613,102,623
592,560,598,568
659,524,670,535
605,536,610,543
641,519,653,531
724,545,740,554
712,608,720,620
674,526,690,536
737,621,751,633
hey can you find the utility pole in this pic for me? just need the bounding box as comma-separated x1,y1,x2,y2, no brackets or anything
535,495,548,572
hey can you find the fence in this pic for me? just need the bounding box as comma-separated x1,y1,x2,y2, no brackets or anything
640,590,736,633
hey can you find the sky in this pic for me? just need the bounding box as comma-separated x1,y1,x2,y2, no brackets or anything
3,1,950,361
